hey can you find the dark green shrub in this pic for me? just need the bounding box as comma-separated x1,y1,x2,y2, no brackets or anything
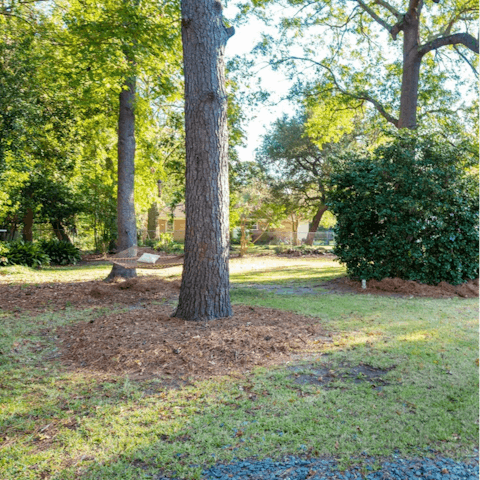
6,241,50,267
329,132,479,285
39,240,81,265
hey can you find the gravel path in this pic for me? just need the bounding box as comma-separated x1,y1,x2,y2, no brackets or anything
199,455,479,480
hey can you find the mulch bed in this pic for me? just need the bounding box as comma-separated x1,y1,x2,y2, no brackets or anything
56,303,331,380
0,273,477,383
0,276,332,381
0,276,182,313
320,276,479,299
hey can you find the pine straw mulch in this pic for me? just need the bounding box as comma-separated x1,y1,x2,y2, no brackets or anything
1,273,477,383
55,304,332,381
320,276,479,299
0,276,182,313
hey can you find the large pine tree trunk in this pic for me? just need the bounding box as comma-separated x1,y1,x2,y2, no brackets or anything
398,16,421,129
105,78,137,282
174,0,234,321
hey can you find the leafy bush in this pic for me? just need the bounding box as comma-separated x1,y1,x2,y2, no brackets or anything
329,132,479,285
274,245,326,255
39,240,81,265
6,241,50,267
0,243,10,266
139,237,156,248
154,233,183,254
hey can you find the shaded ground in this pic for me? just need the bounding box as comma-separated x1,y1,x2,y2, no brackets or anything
320,276,479,299
287,361,395,390
0,268,478,479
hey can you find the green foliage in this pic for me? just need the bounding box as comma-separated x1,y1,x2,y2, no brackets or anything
4,241,50,268
305,96,356,150
154,233,183,254
329,132,479,285
0,0,186,249
0,242,9,266
240,0,478,132
273,244,326,255
39,240,81,266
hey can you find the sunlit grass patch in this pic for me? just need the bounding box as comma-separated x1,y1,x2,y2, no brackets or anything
230,262,344,286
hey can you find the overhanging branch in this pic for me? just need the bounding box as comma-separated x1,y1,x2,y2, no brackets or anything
374,0,401,18
288,57,399,127
418,32,479,56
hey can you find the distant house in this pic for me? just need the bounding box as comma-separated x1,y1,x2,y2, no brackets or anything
158,205,186,242
159,204,311,244
250,219,311,244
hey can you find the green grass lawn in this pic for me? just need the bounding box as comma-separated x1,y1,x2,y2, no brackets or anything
0,258,478,479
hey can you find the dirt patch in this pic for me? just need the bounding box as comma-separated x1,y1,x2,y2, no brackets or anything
55,305,332,381
0,276,181,313
287,362,395,390
319,277,478,299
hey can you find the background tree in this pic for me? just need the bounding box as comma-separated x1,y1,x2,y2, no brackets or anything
174,0,235,321
257,109,357,245
231,172,287,253
58,0,182,280
240,0,478,129
0,9,86,241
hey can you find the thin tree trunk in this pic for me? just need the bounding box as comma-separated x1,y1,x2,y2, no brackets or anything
305,205,328,246
8,215,18,241
22,208,34,242
240,217,248,256
174,0,234,321
105,78,137,282
51,220,72,243
398,16,421,129
147,202,159,240
291,216,298,246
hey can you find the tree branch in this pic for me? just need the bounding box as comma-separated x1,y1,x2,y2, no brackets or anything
374,0,401,19
354,0,393,34
288,56,400,127
453,44,478,76
390,17,405,40
418,32,479,57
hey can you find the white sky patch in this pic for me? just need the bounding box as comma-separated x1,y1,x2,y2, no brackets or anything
224,6,297,162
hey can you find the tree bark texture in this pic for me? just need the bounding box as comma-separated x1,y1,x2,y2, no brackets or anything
398,11,422,129
105,78,138,282
22,207,34,242
174,0,234,321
